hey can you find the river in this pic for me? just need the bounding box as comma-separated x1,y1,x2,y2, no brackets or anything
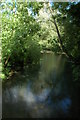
2,53,80,118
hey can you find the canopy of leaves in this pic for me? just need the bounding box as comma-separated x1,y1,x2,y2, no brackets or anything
2,2,41,78
1,1,80,82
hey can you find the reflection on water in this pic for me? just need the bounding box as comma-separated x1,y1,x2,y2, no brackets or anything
3,53,74,118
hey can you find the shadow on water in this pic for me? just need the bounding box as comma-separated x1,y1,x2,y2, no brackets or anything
2,53,80,118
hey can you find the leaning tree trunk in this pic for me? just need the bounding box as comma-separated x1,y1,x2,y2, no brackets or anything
49,6,75,62
52,15,65,53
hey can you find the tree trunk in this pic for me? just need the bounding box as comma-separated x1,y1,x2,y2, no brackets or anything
52,15,64,52
49,6,75,62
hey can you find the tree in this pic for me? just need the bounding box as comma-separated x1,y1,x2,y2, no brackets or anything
49,2,80,81
1,2,42,78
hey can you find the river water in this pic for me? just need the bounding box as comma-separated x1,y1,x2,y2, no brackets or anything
2,53,80,118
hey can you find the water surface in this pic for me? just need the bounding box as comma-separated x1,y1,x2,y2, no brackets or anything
2,53,79,118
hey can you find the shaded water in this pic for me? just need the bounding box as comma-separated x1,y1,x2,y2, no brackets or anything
2,53,79,118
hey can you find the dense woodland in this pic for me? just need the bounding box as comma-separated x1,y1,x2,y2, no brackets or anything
1,1,80,83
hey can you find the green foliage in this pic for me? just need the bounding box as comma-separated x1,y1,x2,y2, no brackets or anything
2,2,41,78
54,2,80,81
72,65,80,81
38,2,80,81
1,1,80,82
28,2,43,15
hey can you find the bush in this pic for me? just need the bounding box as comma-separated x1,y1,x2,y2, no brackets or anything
2,3,41,78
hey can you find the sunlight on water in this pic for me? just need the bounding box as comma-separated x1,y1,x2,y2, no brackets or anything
3,53,72,118
19,86,36,104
